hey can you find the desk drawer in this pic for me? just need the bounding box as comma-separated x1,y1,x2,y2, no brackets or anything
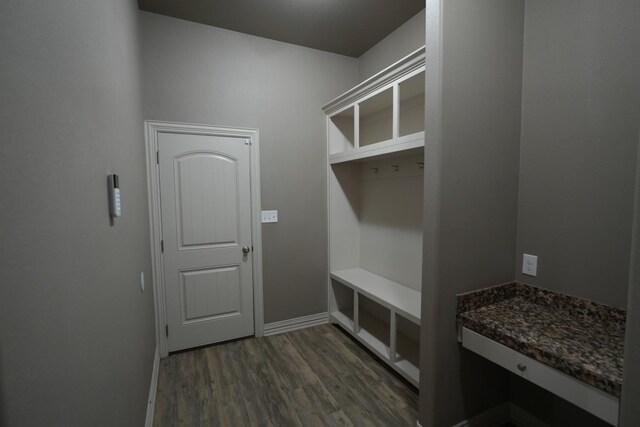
461,327,619,425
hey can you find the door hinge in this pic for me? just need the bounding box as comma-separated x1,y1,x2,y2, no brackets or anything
156,151,159,164
244,139,252,146
165,324,169,337
161,240,164,253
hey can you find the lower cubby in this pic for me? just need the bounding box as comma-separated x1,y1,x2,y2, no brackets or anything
330,279,355,331
357,294,391,359
394,315,420,383
329,276,421,387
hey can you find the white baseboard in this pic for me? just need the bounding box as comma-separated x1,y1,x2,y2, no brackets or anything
417,401,548,427
263,312,328,336
144,347,160,427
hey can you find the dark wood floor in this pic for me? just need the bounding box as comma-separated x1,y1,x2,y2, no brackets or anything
154,324,419,426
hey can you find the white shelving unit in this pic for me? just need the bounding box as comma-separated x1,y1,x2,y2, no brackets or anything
323,47,425,387
331,268,420,323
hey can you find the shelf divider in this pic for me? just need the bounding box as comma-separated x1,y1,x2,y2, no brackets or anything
390,311,397,364
392,83,400,139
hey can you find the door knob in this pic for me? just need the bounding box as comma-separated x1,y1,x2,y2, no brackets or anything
242,246,251,254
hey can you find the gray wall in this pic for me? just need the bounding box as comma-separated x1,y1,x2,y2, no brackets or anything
510,2,640,424
0,0,155,426
357,9,425,83
419,0,524,425
621,130,640,427
515,0,640,309
139,11,358,324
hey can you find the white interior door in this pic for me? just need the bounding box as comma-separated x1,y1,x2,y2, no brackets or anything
158,132,254,352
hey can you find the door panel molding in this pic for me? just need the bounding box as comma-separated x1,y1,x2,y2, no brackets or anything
145,120,263,358
173,151,240,249
179,265,242,323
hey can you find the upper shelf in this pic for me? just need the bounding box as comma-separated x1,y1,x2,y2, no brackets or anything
322,47,426,116
323,46,426,165
329,132,424,164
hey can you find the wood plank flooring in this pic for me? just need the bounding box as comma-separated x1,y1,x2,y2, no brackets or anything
154,324,419,426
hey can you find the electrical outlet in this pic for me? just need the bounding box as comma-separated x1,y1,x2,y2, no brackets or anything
522,254,538,277
261,210,278,223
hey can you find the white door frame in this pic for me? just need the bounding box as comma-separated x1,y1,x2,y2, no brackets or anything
144,120,264,358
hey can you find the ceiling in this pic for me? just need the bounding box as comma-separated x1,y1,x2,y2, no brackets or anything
137,0,425,57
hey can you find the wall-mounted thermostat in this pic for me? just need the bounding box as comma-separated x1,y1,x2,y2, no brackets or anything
108,174,121,217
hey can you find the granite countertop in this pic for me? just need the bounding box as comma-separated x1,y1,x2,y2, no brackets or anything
456,282,626,397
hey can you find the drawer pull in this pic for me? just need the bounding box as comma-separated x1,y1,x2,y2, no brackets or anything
517,363,527,372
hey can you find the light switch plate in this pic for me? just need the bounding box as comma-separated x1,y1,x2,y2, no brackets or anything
261,210,278,223
522,254,538,277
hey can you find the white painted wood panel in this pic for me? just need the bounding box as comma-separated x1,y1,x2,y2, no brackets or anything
359,155,423,291
159,132,254,351
329,281,420,386
399,94,425,137
330,280,355,329
399,70,425,137
395,313,420,384
329,164,361,272
325,56,425,164
328,133,424,164
176,154,239,248
357,308,391,359
357,85,395,148
330,310,355,332
325,48,425,390
330,268,421,323
323,47,424,117
180,266,240,322
146,121,264,357
461,327,619,426
359,108,393,147
329,109,355,154
395,357,420,384
359,86,394,147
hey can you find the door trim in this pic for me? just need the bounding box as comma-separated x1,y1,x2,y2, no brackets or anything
144,120,264,358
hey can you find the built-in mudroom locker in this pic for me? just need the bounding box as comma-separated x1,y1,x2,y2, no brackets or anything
324,47,425,387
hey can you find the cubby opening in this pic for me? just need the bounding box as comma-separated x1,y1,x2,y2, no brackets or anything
359,155,423,291
399,72,425,137
330,280,355,331
329,106,355,154
357,294,391,359
395,315,420,382
359,88,393,147
330,153,424,292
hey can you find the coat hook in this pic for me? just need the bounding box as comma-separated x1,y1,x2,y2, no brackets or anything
417,161,424,169
391,165,399,172
372,167,379,174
